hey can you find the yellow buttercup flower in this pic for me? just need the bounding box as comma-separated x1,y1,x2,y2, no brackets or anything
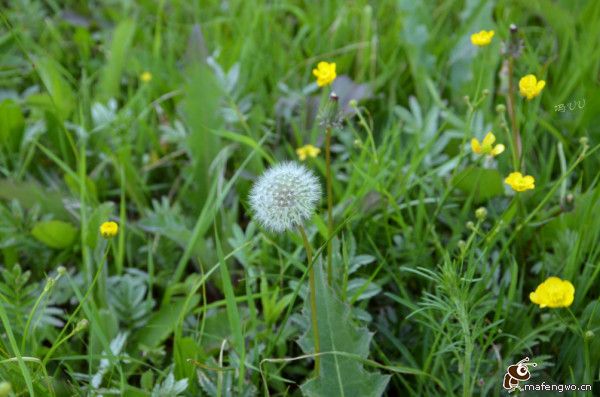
470,30,495,46
530,277,575,308
296,144,321,161
471,131,505,156
504,172,535,192
312,61,336,87
100,221,119,238
519,74,545,100
140,71,153,83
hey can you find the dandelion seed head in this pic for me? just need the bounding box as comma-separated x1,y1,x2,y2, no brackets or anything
250,162,321,233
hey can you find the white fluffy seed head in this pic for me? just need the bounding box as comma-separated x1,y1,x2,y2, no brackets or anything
250,162,321,233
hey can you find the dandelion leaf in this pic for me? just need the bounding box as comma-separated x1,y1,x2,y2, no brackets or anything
298,262,390,397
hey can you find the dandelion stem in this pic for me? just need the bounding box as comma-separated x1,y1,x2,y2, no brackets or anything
325,126,334,285
299,225,320,373
506,57,521,170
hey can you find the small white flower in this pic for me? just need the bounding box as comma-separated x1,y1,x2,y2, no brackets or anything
250,162,321,233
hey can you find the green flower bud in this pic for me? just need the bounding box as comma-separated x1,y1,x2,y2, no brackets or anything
475,207,487,220
75,319,89,333
0,382,12,397
44,277,55,293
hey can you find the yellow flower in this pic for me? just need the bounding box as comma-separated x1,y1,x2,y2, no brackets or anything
140,71,153,83
296,144,321,161
470,30,495,46
312,61,336,87
504,172,535,192
530,277,575,308
100,221,119,238
471,131,505,156
519,74,545,100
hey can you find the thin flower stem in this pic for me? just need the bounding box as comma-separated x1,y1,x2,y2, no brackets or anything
506,57,521,171
325,126,334,285
41,247,109,368
299,225,320,373
21,273,63,352
565,308,591,387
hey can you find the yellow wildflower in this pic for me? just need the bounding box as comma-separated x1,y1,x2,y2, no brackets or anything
312,61,336,87
504,172,535,192
471,131,505,156
140,71,153,83
519,74,545,100
470,30,495,46
296,144,321,161
100,221,119,238
530,277,575,308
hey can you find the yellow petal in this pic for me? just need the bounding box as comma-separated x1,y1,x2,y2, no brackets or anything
471,138,482,154
529,292,539,304
296,148,307,161
536,80,546,92
491,144,505,156
482,132,496,147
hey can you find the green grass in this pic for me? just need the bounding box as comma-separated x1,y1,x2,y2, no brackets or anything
0,0,599,395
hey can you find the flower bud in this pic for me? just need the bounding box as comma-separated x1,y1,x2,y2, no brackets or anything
466,221,475,230
584,330,595,340
318,92,342,128
495,104,506,113
44,277,55,293
57,266,67,276
566,193,574,204
349,99,358,108
75,319,89,333
0,382,12,397
457,240,466,250
475,207,487,220
100,221,119,239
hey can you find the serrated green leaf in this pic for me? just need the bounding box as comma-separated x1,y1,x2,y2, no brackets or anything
31,220,78,249
452,165,504,202
298,262,390,397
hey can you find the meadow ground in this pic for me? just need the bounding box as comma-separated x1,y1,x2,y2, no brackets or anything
1,0,600,396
